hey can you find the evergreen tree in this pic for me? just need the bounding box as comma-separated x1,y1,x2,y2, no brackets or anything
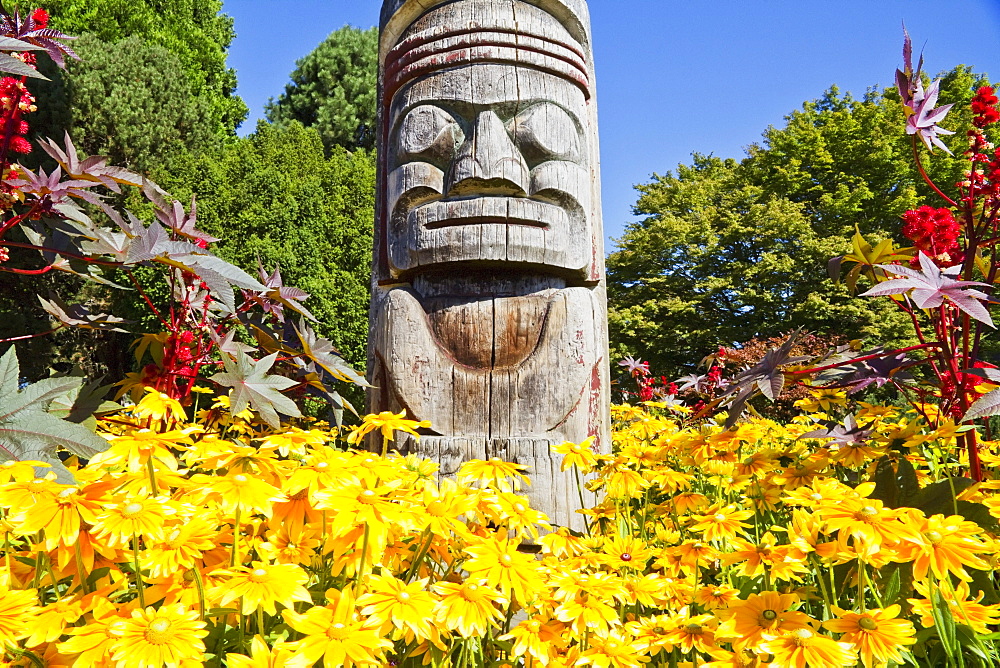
13,0,247,136
265,26,378,153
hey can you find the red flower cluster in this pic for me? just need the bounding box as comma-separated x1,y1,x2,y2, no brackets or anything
30,8,48,28
972,86,1000,128
0,77,35,155
901,205,961,262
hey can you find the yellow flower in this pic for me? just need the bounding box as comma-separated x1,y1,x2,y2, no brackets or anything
314,479,408,556
487,491,551,539
464,534,544,606
689,503,754,542
501,615,567,665
11,483,108,550
110,604,207,668
575,632,650,668
458,458,530,492
91,429,190,474
0,585,36,649
258,526,322,566
694,585,740,611
625,614,676,655
200,472,286,517
58,599,129,666
824,605,916,668
0,459,49,483
909,580,1000,634
23,596,82,647
133,387,186,424
92,495,173,548
816,496,912,547
226,635,310,668
898,513,993,582
604,468,651,499
283,586,392,667
794,387,848,413
665,607,718,654
601,535,654,571
716,591,814,651
357,573,437,640
141,517,218,578
757,628,856,668
433,580,506,637
345,409,430,446
213,562,312,615
553,437,599,472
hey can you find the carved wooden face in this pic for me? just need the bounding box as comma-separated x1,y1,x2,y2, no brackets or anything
382,13,595,279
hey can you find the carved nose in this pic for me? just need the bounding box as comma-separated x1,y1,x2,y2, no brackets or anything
446,110,529,196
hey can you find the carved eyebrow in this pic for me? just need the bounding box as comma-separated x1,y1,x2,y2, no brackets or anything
390,99,583,132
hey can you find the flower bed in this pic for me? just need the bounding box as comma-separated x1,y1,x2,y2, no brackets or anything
0,388,998,667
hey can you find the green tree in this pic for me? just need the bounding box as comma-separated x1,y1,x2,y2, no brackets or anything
608,67,999,376
265,26,378,153
160,121,376,373
29,34,217,172
14,0,247,136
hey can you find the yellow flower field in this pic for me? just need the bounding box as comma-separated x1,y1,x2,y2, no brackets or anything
1,388,999,667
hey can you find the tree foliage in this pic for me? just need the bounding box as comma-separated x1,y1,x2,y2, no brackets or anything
265,25,378,153
160,121,376,372
13,0,247,136
608,67,999,376
32,34,217,172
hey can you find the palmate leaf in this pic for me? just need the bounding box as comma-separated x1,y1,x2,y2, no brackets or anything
294,319,370,387
213,351,302,429
0,347,110,482
863,253,995,328
830,228,914,293
0,51,46,78
38,293,129,332
718,329,812,428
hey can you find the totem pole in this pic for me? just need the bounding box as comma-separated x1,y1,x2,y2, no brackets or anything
370,0,609,528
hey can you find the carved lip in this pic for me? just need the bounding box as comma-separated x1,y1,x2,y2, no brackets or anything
409,197,568,230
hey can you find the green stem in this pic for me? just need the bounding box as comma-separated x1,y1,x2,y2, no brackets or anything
133,534,146,608
192,567,207,621
74,540,91,594
857,556,866,614
356,523,370,594
405,528,434,583
145,457,158,494
230,508,242,567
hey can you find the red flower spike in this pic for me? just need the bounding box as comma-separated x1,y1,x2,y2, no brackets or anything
30,8,48,28
9,136,31,154
972,86,1000,128
901,205,961,264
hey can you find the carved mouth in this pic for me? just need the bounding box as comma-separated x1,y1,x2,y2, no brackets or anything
409,197,568,230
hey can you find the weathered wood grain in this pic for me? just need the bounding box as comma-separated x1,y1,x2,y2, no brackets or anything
370,0,608,530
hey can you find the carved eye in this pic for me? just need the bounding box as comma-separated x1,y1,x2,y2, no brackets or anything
510,102,581,164
396,105,463,167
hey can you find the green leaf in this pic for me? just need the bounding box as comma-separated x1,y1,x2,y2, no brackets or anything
38,293,129,332
0,347,110,479
884,566,902,607
910,478,976,516
212,351,302,429
0,346,19,397
868,456,920,508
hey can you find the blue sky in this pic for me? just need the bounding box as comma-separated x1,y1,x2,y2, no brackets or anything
226,0,1000,248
